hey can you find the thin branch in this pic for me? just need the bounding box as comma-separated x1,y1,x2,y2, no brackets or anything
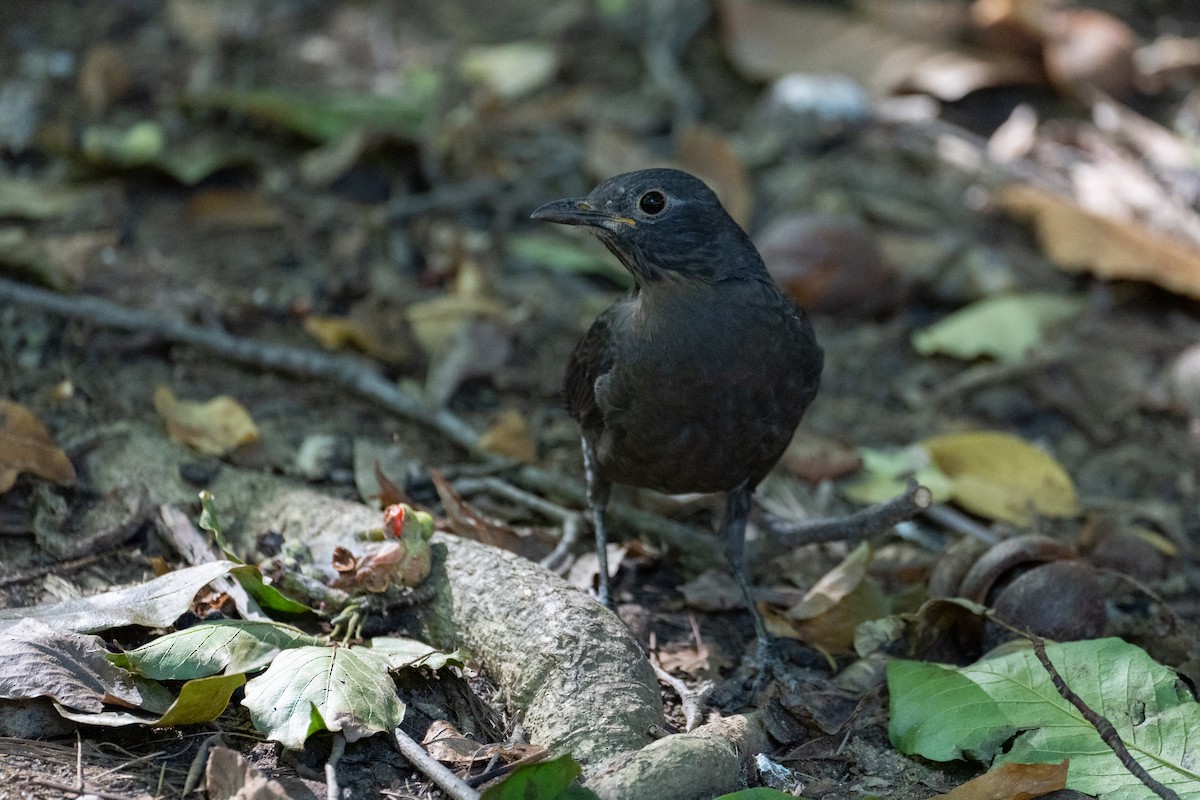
762,482,932,546
1031,637,1181,800
325,734,345,800
393,727,481,800
921,503,998,545
0,277,481,454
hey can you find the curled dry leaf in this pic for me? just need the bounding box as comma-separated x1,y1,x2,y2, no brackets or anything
0,399,76,493
152,386,260,456
769,543,891,655
931,759,1068,800
998,184,1200,301
1043,8,1138,98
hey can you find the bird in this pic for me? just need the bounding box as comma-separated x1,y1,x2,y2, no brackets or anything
531,168,823,657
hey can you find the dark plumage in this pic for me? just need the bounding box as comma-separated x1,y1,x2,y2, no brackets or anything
532,168,823,653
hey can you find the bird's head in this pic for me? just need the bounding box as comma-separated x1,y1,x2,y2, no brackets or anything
531,168,763,285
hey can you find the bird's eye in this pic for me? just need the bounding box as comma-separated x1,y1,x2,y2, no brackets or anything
638,190,666,216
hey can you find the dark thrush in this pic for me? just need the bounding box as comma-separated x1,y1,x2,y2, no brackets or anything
531,168,823,654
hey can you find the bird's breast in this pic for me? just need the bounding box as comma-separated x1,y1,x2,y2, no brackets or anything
592,283,820,494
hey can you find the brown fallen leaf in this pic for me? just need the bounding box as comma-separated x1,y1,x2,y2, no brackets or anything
185,189,284,229
677,125,753,229
304,302,415,366
998,184,1200,301
0,399,77,493
769,543,890,654
478,408,538,463
931,758,1068,800
429,469,556,561
153,386,260,456
205,745,292,800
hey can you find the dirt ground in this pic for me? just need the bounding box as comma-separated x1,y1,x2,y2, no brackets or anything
2,1,1200,798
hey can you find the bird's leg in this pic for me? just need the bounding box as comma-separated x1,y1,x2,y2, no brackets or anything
721,483,774,659
581,437,615,609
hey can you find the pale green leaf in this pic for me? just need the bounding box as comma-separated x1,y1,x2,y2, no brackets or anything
889,638,1200,799
912,293,1084,363
840,444,953,506
112,620,321,680
242,646,404,749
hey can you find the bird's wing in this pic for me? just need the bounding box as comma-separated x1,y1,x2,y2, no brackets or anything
563,303,622,434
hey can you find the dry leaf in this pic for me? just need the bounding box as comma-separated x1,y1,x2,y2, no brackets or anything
677,125,753,228
931,758,1068,800
922,431,1078,524
1043,8,1138,98
771,543,891,654
998,184,1200,301
478,408,537,463
786,542,873,619
429,470,555,561
185,189,284,229
304,305,414,366
78,43,132,115
779,429,862,483
0,400,77,493
153,386,260,456
720,0,1041,100
718,0,913,87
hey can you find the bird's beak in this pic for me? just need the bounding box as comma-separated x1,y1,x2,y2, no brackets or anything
530,199,635,229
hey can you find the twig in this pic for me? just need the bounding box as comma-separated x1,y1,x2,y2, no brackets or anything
921,503,999,545
30,779,142,800
386,178,506,221
0,277,481,454
393,726,481,800
512,464,723,571
181,734,223,797
453,475,585,572
325,734,345,800
649,657,711,733
762,483,932,546
1031,636,1181,800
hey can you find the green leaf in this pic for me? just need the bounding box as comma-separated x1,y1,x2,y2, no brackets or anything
507,233,634,288
230,565,312,615
242,646,404,749
363,637,465,672
889,638,1200,799
156,673,246,726
911,292,1084,364
185,86,435,143
0,561,240,633
78,122,253,185
111,620,321,680
840,444,953,506
481,754,590,800
887,659,1015,761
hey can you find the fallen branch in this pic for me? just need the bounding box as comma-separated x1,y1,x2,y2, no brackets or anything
762,482,932,546
393,727,480,800
0,276,480,453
